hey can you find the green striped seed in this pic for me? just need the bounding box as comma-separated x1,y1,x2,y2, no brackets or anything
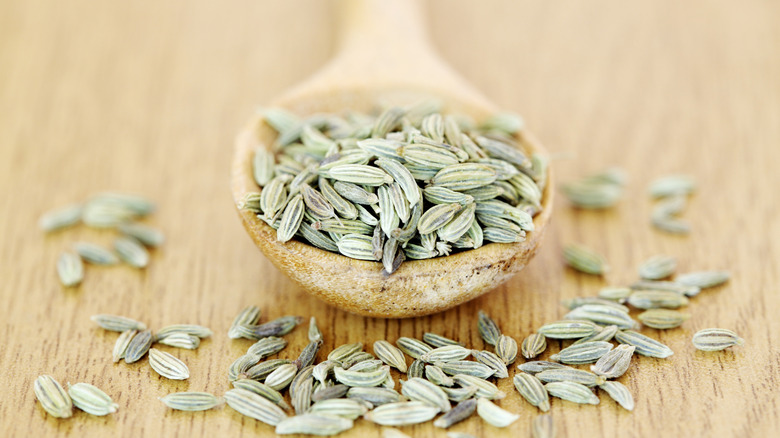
437,203,475,243
572,325,619,345
311,384,348,403
545,382,600,405
373,340,408,373
495,334,519,365
156,332,200,350
148,348,190,380
627,290,689,309
264,363,298,391
378,185,400,236
39,204,83,232
160,392,222,412
420,345,472,363
440,385,478,402
591,344,635,379
328,343,364,363
615,330,674,358
517,361,567,375
275,414,353,435
314,219,374,235
536,368,606,387
300,183,336,220
563,178,622,209
363,401,440,426
356,138,404,161
599,381,635,410
307,318,322,342
74,242,119,265
336,234,375,260
549,341,613,365
433,399,476,429
57,252,84,286
436,360,495,379
325,164,393,186
407,359,425,379
652,195,691,234
319,178,358,219
649,174,695,198
396,337,432,359
68,382,118,416
34,375,73,418
112,330,137,362
475,158,520,181
562,296,630,313
224,388,288,426
247,336,288,358
259,176,289,220
228,306,261,339
389,183,410,222
124,330,153,363
638,255,678,280
473,133,529,166
276,195,304,242
564,304,638,329
420,114,445,142
228,354,262,381
521,333,547,359
231,380,290,410
417,203,462,234
692,328,744,351
422,333,463,348
400,378,450,412
333,181,379,205
482,227,525,243
424,364,454,387
423,186,474,205
631,280,700,297
334,366,390,387
471,350,509,378
372,107,405,138
513,373,550,412
676,271,730,289
91,314,147,332
290,369,314,415
347,387,404,406
563,243,609,275
309,398,369,420
451,374,506,399
538,320,600,339
477,310,501,346
155,324,212,340
476,397,519,428
430,163,497,191
244,359,292,381
597,287,632,302
253,148,275,186
638,309,690,329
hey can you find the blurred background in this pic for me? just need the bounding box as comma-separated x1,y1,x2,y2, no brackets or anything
1,1,778,437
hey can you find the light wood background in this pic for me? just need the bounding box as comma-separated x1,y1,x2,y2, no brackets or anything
1,1,778,437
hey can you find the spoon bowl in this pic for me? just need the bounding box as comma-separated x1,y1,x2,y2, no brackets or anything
231,1,553,318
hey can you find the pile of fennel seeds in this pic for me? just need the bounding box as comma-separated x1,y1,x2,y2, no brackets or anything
39,192,165,287
35,299,742,437
241,102,546,274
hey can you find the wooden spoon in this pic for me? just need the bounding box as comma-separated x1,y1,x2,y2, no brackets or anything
231,0,553,318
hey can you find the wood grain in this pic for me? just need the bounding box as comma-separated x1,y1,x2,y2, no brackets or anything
1,0,778,437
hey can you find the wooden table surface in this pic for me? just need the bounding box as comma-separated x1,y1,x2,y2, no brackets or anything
1,1,778,437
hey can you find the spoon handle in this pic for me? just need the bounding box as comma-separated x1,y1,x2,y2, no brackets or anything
336,0,433,59
280,0,494,112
